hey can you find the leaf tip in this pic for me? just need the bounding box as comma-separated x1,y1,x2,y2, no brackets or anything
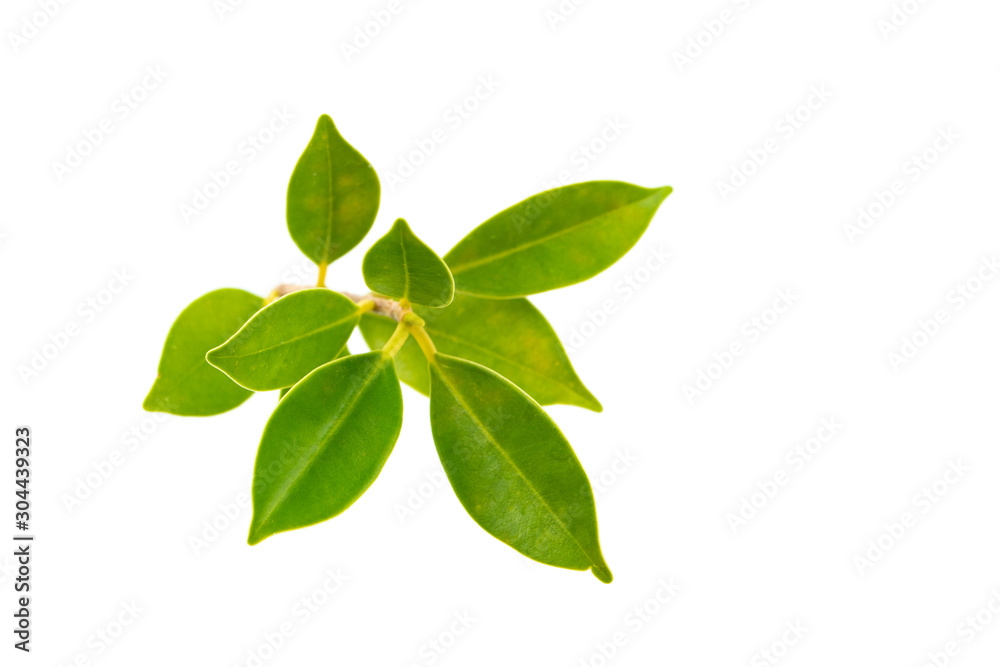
141,389,162,413
247,521,270,546
142,381,175,414
653,184,673,201
204,345,224,367
591,563,613,584
316,113,336,131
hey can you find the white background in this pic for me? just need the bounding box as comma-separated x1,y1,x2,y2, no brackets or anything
3,0,1000,665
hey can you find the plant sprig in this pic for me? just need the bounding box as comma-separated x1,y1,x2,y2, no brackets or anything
144,114,672,583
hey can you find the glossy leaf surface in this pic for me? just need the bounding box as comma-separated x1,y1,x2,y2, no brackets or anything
207,289,360,391
428,354,612,582
144,289,263,416
445,181,672,297
287,115,380,266
359,294,600,410
362,218,454,307
249,352,402,544
278,344,349,400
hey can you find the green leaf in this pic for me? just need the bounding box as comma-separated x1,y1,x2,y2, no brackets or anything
279,344,349,400
287,115,380,267
144,289,263,416
207,289,360,391
428,354,612,582
362,218,455,307
445,181,671,298
249,351,403,544
359,295,600,411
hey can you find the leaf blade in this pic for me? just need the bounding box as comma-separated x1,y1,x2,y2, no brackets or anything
143,289,263,416
444,181,671,297
278,344,349,401
287,115,380,266
249,351,403,544
207,289,360,391
362,218,455,307
428,354,611,582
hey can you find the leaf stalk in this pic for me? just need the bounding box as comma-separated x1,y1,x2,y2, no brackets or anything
381,320,411,357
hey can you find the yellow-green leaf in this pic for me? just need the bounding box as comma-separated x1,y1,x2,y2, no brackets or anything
429,354,612,582
445,181,671,297
144,289,263,416
207,289,360,391
279,344,349,401
287,115,380,267
249,352,403,544
362,218,454,307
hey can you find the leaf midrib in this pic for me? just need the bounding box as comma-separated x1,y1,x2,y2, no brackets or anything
398,226,411,299
433,363,594,568
254,356,386,531
448,191,656,275
321,127,335,265
213,310,359,361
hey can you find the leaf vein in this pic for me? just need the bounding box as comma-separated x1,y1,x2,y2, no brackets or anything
433,365,592,567
214,311,359,361
254,357,386,532
449,194,653,275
